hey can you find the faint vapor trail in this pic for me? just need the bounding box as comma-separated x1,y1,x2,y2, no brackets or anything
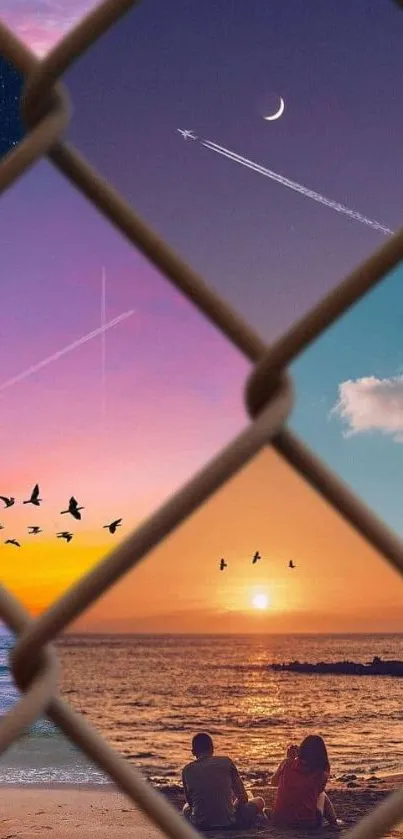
0,309,135,393
101,267,107,426
201,139,393,236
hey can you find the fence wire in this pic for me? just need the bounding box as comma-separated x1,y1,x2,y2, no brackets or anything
0,3,402,839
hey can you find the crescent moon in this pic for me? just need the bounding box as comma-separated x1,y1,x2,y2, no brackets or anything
263,97,285,121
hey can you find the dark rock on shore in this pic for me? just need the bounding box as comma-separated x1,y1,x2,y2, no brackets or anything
270,656,403,677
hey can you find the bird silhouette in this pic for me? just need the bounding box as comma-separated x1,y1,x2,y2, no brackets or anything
252,551,261,564
103,518,122,534
60,497,84,520
219,558,227,571
28,526,42,535
289,560,296,569
23,484,42,506
0,496,15,508
5,539,20,547
57,531,73,543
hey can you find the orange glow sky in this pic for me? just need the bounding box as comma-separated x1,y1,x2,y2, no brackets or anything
1,6,402,636
6,447,402,634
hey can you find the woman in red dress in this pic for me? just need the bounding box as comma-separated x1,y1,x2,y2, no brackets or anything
272,735,339,830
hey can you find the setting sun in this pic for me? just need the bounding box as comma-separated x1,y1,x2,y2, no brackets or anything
251,592,270,610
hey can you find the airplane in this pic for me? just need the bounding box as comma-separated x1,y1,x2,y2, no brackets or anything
177,129,197,141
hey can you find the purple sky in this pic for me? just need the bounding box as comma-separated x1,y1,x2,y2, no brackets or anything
62,1,403,339
0,159,249,535
4,1,403,338
0,1,97,56
1,2,403,618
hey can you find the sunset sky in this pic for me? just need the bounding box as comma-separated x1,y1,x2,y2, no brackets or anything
0,1,403,631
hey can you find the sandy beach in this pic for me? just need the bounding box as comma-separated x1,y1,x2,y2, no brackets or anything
0,778,402,839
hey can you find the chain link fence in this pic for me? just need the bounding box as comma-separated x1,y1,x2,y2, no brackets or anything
0,2,402,838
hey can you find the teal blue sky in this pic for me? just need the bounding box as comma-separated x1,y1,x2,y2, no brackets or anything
290,260,403,536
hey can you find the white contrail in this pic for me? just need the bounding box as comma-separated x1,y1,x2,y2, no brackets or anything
101,266,107,426
0,309,135,393
201,139,393,236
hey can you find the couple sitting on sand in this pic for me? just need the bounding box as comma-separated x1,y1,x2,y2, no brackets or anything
182,732,340,832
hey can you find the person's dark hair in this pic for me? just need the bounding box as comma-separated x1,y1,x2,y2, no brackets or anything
298,735,330,773
192,732,214,756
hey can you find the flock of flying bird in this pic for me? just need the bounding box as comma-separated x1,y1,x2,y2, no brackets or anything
219,551,296,571
0,484,123,547
0,486,297,567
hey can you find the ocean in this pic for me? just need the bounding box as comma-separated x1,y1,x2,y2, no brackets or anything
0,633,402,787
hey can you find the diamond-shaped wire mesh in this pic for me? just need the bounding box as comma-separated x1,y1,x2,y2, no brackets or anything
0,3,402,839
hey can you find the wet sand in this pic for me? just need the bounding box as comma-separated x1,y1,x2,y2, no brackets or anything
0,776,401,839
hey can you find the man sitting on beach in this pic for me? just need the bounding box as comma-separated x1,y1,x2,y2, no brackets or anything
182,732,265,831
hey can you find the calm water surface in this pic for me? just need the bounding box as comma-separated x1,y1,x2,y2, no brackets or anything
0,633,402,785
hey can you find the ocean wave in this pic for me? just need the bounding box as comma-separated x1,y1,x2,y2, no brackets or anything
0,767,111,784
155,718,285,732
21,720,64,739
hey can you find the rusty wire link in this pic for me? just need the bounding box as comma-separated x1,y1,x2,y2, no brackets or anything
1,590,204,839
0,17,268,364
0,25,70,196
6,586,403,839
246,226,403,419
24,0,142,129
12,374,293,688
50,140,267,361
0,79,69,198
3,4,401,602
0,95,67,195
273,429,403,578
0,3,401,839
44,143,403,590
0,586,59,756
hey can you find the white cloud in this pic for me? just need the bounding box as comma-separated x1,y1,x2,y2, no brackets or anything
331,375,403,442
